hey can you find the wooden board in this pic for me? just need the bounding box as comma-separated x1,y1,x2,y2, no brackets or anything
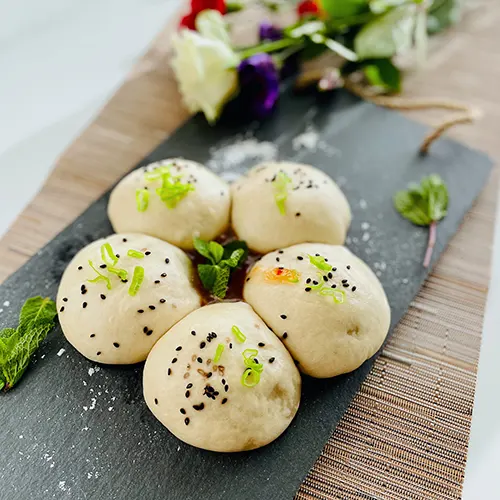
1,3,499,499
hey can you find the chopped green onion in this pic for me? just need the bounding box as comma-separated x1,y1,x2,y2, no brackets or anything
87,260,112,290
144,164,173,182
272,171,292,215
128,266,145,296
136,189,149,212
156,178,194,209
101,243,119,267
242,349,258,359
108,267,128,281
127,249,144,259
231,325,246,343
213,344,225,363
241,368,261,387
308,254,333,272
319,287,345,304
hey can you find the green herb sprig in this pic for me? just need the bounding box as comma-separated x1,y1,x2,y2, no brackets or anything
194,238,248,299
0,297,57,391
394,174,449,268
272,171,292,215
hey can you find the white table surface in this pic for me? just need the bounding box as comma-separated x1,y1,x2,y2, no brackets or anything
0,1,498,497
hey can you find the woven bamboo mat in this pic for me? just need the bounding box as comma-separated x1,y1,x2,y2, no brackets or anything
1,2,499,499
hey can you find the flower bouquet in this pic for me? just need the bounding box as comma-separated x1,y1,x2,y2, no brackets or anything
171,0,470,150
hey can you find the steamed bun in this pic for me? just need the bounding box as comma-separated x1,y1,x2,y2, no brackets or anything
143,302,301,452
57,234,201,364
231,162,351,253
108,159,230,250
243,244,390,378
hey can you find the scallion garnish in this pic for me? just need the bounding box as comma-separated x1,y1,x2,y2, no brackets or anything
231,325,246,343
318,287,345,304
88,260,112,290
241,368,261,387
272,171,292,215
136,189,149,212
213,344,225,363
128,266,145,296
240,349,264,387
127,249,144,259
308,254,333,272
101,243,119,267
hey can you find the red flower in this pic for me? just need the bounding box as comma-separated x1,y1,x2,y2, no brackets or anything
180,0,227,30
297,0,320,17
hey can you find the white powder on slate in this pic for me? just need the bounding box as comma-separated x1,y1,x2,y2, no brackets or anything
293,126,320,151
3,300,10,307
361,222,370,230
359,199,367,209
57,349,65,357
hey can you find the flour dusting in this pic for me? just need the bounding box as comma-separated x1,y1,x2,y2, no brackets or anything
293,126,320,151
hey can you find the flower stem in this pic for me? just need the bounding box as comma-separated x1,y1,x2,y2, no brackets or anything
423,220,437,268
237,38,298,60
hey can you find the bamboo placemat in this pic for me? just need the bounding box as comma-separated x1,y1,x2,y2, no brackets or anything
1,2,499,499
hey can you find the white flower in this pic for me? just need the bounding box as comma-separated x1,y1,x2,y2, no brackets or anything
171,11,239,123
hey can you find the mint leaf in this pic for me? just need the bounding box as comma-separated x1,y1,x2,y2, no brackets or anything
322,0,369,18
212,266,231,299
197,264,219,291
427,0,461,35
394,174,449,267
363,58,401,92
193,237,213,263
222,240,249,263
208,241,224,264
220,248,246,269
0,296,57,391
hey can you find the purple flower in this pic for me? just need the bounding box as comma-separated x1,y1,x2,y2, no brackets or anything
238,53,280,119
259,21,283,42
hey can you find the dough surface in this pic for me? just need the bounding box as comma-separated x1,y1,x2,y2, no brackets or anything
231,162,351,253
143,302,301,452
108,159,230,250
57,233,201,364
243,244,390,378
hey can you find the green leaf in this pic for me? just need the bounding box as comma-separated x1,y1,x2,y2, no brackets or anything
322,0,369,18
212,266,231,299
0,296,57,391
393,174,448,226
208,241,224,264
370,0,413,14
363,58,401,92
197,264,219,292
193,237,214,263
311,34,358,61
354,5,416,59
220,249,245,269
427,0,461,34
222,240,249,263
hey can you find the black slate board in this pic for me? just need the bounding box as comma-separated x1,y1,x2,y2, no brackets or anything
0,90,492,500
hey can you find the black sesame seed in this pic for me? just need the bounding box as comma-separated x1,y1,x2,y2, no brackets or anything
149,305,156,310
323,275,328,282
224,385,229,392
168,368,172,375
197,357,202,363
161,273,167,278
113,342,120,348
325,258,329,262
176,346,182,351
315,253,320,257
328,272,333,279
269,357,275,363
143,326,149,333
138,309,144,313
221,398,228,405
100,294,106,300
258,342,265,347
213,391,219,396
296,212,301,217
254,358,259,364
62,297,68,302
342,279,348,283
186,383,193,389
207,372,212,379
154,280,160,284
185,391,190,398
200,342,206,349
160,298,166,303
172,358,178,364
115,254,120,258
222,379,226,385
184,418,190,426
81,289,87,295
193,403,205,411
343,283,349,288
180,408,186,414
280,314,287,319
278,266,284,270
147,329,153,336
82,302,87,309
145,251,151,256
297,256,304,260
78,266,83,270
154,398,158,405
305,287,311,292
333,267,337,271
191,330,196,336
59,306,65,312
97,351,101,356
165,258,170,264
313,280,318,286
276,257,280,262
246,278,250,282
278,250,284,254
331,284,337,288
306,278,311,284
283,332,288,339
99,264,107,269
347,265,351,270
81,284,86,291
352,286,357,292
122,238,127,243
90,334,95,338
121,279,128,283
229,343,233,349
